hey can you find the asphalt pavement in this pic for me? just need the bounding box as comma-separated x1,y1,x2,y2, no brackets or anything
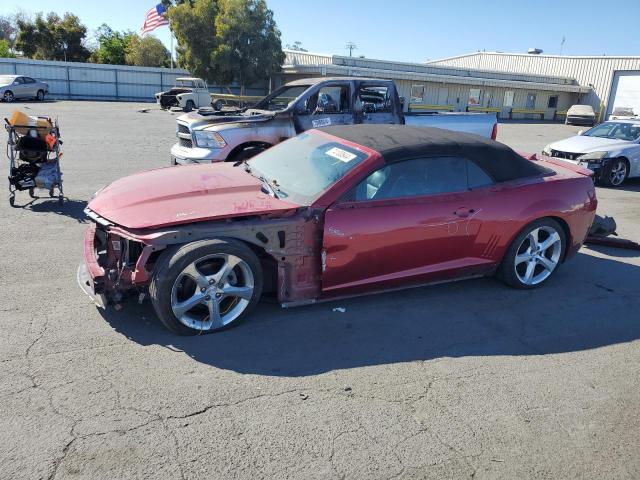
0,102,638,479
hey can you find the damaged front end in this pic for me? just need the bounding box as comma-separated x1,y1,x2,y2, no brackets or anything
78,210,165,306
158,88,191,109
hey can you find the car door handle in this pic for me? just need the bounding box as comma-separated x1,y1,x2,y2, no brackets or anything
454,208,476,218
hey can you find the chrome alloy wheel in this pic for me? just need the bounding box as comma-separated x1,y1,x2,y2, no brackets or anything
609,160,627,186
170,253,254,331
514,226,562,286
3,91,14,102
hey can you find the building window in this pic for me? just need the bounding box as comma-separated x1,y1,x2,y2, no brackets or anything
410,85,424,103
548,95,558,108
526,93,537,109
503,91,514,107
468,88,481,106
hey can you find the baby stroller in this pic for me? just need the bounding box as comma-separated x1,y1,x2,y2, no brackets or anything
5,112,64,207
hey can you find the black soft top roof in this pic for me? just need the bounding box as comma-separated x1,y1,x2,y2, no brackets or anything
319,124,551,182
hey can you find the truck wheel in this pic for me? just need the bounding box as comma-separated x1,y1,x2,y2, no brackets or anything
184,100,196,112
228,146,267,163
149,238,263,335
213,99,224,111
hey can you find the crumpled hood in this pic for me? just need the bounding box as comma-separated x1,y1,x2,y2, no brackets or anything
88,163,298,229
181,109,276,131
549,135,633,154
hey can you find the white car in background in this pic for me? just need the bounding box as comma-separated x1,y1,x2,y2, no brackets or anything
609,107,636,120
565,104,596,126
542,120,640,187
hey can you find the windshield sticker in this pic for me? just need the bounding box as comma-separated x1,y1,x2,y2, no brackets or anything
312,118,331,128
326,147,357,162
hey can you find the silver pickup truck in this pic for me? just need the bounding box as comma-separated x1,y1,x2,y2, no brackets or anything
170,77,498,165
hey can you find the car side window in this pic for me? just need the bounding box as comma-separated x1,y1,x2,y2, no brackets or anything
23,77,35,83
14,77,24,84
467,160,494,188
306,85,351,115
358,84,392,113
353,156,472,201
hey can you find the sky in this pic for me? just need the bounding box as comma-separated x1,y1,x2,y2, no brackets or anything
4,0,640,63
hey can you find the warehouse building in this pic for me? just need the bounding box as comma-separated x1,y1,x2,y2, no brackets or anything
280,50,640,122
428,51,640,120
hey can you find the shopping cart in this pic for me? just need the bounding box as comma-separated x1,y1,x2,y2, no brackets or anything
5,114,64,206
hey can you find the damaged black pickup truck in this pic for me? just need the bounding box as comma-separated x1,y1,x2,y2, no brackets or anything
170,77,498,165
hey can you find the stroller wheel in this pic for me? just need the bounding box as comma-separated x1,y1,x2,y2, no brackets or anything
49,187,55,198
9,195,15,207
29,188,37,199
58,194,64,206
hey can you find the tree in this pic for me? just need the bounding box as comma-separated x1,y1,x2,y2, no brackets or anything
15,12,90,62
125,35,171,67
212,0,285,94
91,24,134,64
0,15,17,48
167,0,218,80
0,39,15,58
285,41,307,52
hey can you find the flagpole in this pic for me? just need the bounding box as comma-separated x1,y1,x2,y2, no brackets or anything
170,31,174,69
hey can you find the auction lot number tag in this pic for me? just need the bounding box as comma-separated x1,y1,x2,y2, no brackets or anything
326,147,357,162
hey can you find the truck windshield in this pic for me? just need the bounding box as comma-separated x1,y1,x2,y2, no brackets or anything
252,85,310,111
176,80,195,88
248,132,370,205
583,122,640,141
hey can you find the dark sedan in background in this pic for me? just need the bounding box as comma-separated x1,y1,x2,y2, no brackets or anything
0,74,49,102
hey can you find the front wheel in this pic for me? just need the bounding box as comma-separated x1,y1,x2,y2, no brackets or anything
183,100,196,112
150,238,263,335
3,91,14,103
36,90,45,101
600,158,628,188
499,218,565,289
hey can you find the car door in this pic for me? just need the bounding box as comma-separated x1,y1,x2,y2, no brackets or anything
197,80,209,106
11,77,28,98
21,77,37,97
294,82,354,133
321,156,495,294
357,82,396,124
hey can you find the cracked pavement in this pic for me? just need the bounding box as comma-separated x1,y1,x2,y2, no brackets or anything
0,103,638,479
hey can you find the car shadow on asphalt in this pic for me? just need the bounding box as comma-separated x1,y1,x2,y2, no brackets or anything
100,251,640,377
14,197,88,223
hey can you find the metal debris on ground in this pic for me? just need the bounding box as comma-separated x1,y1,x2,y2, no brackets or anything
585,214,640,250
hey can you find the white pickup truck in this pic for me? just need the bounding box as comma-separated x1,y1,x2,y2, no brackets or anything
156,77,211,112
170,77,498,164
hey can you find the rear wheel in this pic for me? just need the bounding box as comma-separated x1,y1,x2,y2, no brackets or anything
150,239,263,335
500,218,565,289
600,158,628,188
213,99,224,111
36,90,45,101
3,91,14,103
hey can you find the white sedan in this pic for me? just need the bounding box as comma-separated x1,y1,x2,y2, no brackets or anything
542,120,640,187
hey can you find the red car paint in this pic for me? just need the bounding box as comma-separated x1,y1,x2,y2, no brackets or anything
81,130,597,306
88,163,299,229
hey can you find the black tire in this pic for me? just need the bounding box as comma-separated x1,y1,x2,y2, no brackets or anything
227,145,267,163
499,218,566,290
29,188,37,199
36,90,45,101
9,195,15,207
149,238,263,335
599,158,628,188
184,100,196,112
213,99,224,111
3,91,14,103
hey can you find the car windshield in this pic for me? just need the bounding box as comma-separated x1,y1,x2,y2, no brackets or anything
252,85,310,111
248,132,370,205
0,75,16,85
583,122,640,141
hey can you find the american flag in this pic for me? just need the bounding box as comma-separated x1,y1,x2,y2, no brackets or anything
141,3,169,35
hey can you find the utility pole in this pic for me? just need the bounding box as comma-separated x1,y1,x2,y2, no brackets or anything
560,36,565,56
345,42,357,57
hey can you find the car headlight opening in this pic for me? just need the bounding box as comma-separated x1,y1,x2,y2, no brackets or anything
577,151,608,163
194,131,227,148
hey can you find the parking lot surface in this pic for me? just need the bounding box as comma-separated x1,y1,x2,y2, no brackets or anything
0,102,638,480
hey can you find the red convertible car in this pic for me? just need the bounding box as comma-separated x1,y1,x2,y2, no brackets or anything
79,125,597,335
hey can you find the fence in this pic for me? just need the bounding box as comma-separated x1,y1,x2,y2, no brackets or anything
0,57,269,102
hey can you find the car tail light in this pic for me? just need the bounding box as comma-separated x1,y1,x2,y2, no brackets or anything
491,123,498,140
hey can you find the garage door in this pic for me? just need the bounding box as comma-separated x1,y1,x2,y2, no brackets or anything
607,71,640,118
